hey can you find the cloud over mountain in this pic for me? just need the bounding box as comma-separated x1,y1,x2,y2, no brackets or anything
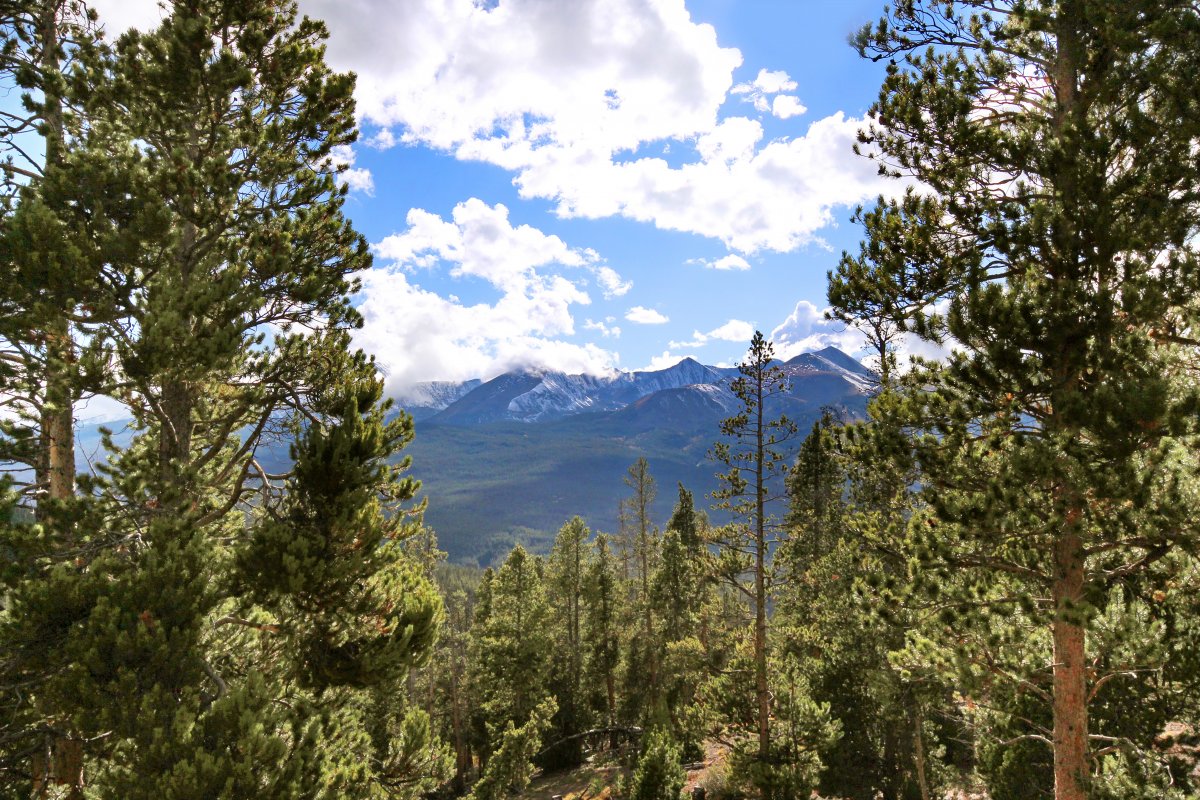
300,0,893,254
358,199,621,393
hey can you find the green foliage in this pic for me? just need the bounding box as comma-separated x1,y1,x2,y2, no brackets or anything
470,544,554,773
467,697,556,800
237,361,441,691
0,2,440,796
629,729,685,800
583,532,625,744
708,331,799,768
364,700,454,800
725,653,840,800
544,517,592,768
832,1,1200,796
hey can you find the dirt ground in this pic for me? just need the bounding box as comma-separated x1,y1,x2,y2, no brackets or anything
523,741,729,799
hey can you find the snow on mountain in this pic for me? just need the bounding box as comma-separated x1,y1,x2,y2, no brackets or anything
417,348,873,426
505,371,623,421
782,348,876,394
627,356,724,396
398,379,483,411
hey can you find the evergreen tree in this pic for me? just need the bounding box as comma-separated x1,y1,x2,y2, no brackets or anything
435,585,477,793
621,456,661,720
629,729,685,800
780,412,956,800
709,330,798,787
834,3,1200,798
583,532,624,750
1,2,442,796
0,0,109,517
470,545,554,780
650,528,708,760
545,516,591,767
666,482,703,554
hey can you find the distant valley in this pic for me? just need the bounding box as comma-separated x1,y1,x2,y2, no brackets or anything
399,347,875,564
70,347,876,565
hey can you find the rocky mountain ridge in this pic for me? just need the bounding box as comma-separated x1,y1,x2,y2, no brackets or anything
398,346,874,426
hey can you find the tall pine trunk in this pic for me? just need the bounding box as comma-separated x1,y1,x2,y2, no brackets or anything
1049,7,1088,798
44,318,75,503
1052,527,1087,800
754,379,769,763
37,2,75,514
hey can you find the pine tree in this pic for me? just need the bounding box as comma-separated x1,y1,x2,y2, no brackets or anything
1,2,442,796
469,545,554,781
583,532,624,750
709,331,798,785
545,516,590,767
834,3,1200,798
621,456,661,719
629,729,685,800
0,0,109,517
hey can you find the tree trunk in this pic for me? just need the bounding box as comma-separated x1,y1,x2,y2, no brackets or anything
606,670,618,750
754,382,770,764
913,703,930,800
36,1,75,517
1052,529,1088,800
450,663,469,792
44,317,75,503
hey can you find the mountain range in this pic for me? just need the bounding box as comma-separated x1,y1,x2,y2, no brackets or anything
399,347,876,564
67,347,875,565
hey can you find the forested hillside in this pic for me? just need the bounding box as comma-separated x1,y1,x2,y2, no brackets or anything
2,2,1200,800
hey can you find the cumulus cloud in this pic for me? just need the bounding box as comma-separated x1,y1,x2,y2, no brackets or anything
625,306,669,325
731,69,806,119
86,1,897,255
584,318,622,338
771,95,807,119
669,318,755,349
688,253,752,271
325,145,374,195
770,300,866,359
770,298,957,370
595,266,633,298
357,199,619,392
641,350,700,371
301,0,894,254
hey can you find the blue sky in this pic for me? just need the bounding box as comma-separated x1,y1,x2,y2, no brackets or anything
90,0,899,399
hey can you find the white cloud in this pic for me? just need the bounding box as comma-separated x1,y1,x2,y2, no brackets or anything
340,168,375,194
357,199,618,391
366,128,398,149
73,394,131,424
770,299,865,359
88,0,164,35
302,0,893,254
595,266,632,298
691,254,751,271
731,68,799,114
771,95,807,119
625,306,669,325
733,68,798,96
508,111,890,253
324,145,374,194
641,350,699,371
375,199,596,290
770,298,957,369
695,117,763,164
708,319,755,342
584,318,621,338
669,318,754,349
306,0,738,150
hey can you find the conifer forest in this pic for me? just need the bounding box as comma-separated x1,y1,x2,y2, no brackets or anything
1,1,1199,799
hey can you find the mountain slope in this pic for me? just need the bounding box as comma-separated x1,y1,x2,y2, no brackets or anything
405,348,873,563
